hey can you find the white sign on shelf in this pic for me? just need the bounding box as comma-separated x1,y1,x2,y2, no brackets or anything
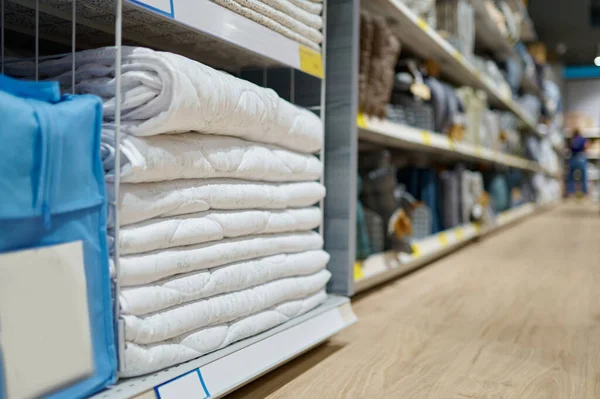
129,0,174,17
155,369,210,399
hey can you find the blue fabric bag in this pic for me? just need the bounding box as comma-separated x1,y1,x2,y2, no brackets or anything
0,74,117,398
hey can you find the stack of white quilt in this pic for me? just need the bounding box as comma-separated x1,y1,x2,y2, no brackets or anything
13,47,330,377
210,0,323,51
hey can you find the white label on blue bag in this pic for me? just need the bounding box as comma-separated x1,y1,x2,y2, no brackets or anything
155,369,210,399
129,0,174,16
0,241,94,399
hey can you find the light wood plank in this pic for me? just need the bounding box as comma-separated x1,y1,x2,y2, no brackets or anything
228,202,600,399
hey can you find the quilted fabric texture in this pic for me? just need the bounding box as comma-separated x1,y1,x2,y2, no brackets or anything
117,207,322,255
259,0,322,27
288,0,323,14
123,270,330,344
111,180,326,226
120,250,330,316
119,231,324,286
8,47,323,153
101,131,323,183
122,290,327,377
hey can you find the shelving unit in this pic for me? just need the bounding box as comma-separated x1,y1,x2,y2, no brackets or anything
357,115,540,173
90,296,355,399
360,0,540,136
6,0,324,77
355,201,558,293
2,1,356,397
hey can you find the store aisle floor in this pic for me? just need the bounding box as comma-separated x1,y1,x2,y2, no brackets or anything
229,202,600,398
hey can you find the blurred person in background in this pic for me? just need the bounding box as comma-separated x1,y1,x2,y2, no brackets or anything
567,129,589,197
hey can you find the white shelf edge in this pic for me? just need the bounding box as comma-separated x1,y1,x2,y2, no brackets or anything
354,201,560,293
361,0,540,135
91,295,355,399
357,116,542,173
355,223,479,293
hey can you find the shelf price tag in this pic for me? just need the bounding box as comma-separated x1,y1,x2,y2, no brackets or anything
416,17,428,31
438,232,448,246
455,228,464,240
298,45,324,78
447,137,456,150
357,112,368,128
452,49,464,63
353,262,364,280
155,369,210,399
421,131,432,146
474,145,483,157
411,243,421,258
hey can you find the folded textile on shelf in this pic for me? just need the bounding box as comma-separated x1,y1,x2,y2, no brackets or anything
222,0,323,42
120,231,324,286
258,0,323,27
101,130,322,183
116,207,322,255
8,47,323,153
111,180,326,226
287,0,323,14
210,0,321,50
122,289,327,377
124,269,331,344
120,250,330,315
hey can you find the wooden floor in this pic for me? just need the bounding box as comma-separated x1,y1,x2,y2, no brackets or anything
228,202,600,398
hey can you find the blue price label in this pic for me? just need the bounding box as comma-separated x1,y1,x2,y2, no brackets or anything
155,369,210,399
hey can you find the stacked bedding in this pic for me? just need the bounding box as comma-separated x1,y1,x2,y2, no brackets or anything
12,47,329,377
210,0,323,51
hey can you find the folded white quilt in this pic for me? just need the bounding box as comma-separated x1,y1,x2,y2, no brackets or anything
124,269,330,344
101,130,322,183
120,231,324,286
118,207,322,255
123,290,327,376
112,180,326,226
287,0,323,14
259,0,322,28
211,0,321,51
228,0,323,41
9,47,323,153
121,250,329,315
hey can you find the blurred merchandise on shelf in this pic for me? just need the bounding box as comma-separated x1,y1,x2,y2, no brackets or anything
516,42,537,86
517,93,542,123
527,41,547,64
400,0,437,28
356,176,371,261
501,57,524,95
425,77,465,135
439,168,462,229
471,55,512,98
456,87,487,146
359,12,402,117
436,0,475,59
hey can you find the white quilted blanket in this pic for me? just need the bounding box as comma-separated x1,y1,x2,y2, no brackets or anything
121,250,329,315
287,0,323,14
10,47,323,153
259,0,322,27
101,130,322,183
110,180,326,226
120,231,324,286
118,207,322,255
124,269,330,344
211,0,321,51
123,290,327,377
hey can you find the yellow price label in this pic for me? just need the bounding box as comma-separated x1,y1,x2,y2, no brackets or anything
357,112,367,128
474,223,482,233
411,244,421,257
438,232,448,246
475,145,483,157
416,17,428,31
421,131,432,146
448,137,456,150
455,228,464,240
298,45,324,78
353,262,364,280
453,49,464,63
